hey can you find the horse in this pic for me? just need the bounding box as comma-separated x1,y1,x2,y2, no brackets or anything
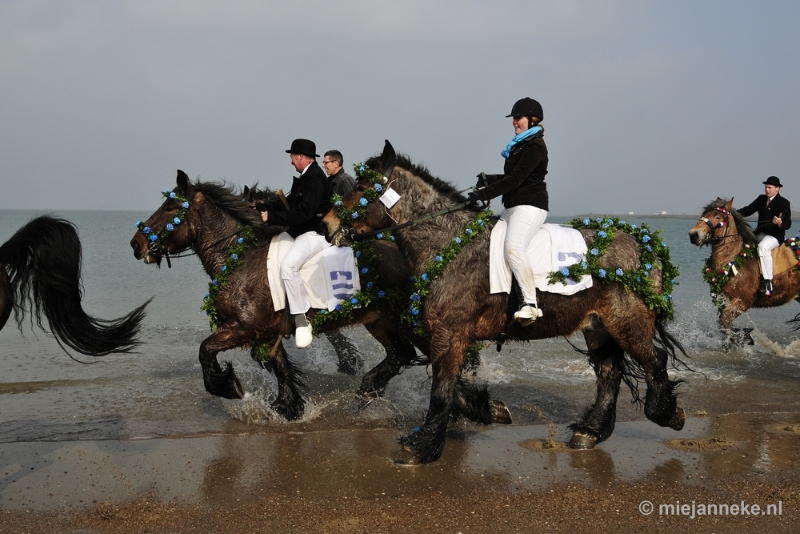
130,170,510,424
688,197,800,332
323,140,688,464
1,215,148,356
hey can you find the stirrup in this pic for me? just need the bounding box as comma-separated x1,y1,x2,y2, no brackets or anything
758,279,773,296
293,313,313,348
514,303,542,326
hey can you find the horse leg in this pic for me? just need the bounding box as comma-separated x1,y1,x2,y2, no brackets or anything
568,327,624,450
325,329,364,375
357,317,423,399
451,377,512,425
395,329,464,465
719,300,753,346
258,339,306,420
198,324,246,400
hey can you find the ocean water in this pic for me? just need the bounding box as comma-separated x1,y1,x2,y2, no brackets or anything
1,209,800,443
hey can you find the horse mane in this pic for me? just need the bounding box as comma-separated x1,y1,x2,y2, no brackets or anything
703,198,758,245
193,181,284,238
365,153,481,213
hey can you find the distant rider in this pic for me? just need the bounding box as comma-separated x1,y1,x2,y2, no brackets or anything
737,176,791,296
469,97,549,325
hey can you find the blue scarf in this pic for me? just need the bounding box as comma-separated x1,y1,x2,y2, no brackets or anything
501,126,542,158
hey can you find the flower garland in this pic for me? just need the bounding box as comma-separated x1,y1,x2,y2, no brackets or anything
331,164,387,222
547,217,679,320
135,191,190,249
200,226,259,331
785,236,800,270
702,242,756,313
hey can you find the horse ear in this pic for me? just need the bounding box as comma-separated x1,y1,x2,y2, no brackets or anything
725,198,734,211
380,140,396,169
176,170,190,193
243,185,250,198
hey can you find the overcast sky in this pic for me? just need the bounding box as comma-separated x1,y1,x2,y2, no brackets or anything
1,1,798,216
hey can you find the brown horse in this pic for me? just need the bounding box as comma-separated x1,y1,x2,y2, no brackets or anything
1,215,148,355
323,141,687,464
130,171,508,425
689,197,800,331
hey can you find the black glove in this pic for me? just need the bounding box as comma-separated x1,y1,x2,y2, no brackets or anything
467,191,481,205
475,173,486,188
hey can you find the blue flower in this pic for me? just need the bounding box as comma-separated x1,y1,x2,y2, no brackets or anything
466,228,473,235
351,212,359,219
173,217,181,224
637,276,641,282
335,304,342,311
166,223,174,232
135,220,141,227
409,276,415,281
591,248,599,256
238,237,244,244
378,290,386,298
602,223,609,229
641,228,649,234
598,230,607,238
411,293,421,301
169,192,176,199
421,273,428,281
367,281,373,288
435,255,443,262
662,242,667,248
455,237,461,244
608,219,615,225
581,261,588,269
645,263,652,270
182,202,189,209
143,226,151,234
411,308,419,316
150,235,158,242
596,217,603,223
212,279,218,286
645,245,652,251
478,219,484,226
205,293,209,298
619,220,626,226
615,268,624,276
560,267,570,276
631,224,637,229
350,298,359,305
231,253,238,261
359,198,368,206
377,233,383,239
355,250,361,257
598,269,607,278
319,309,326,315
642,235,651,243
583,218,590,225
361,267,369,274
334,200,342,206
374,184,383,193
390,236,395,241
359,165,366,172
221,266,227,272
668,294,673,301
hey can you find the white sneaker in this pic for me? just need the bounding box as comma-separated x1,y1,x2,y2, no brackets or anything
514,304,542,326
293,313,313,349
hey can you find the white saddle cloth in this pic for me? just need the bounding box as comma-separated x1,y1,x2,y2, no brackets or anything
267,232,361,312
490,221,593,295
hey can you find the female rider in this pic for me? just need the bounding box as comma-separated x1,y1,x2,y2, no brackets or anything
468,97,549,325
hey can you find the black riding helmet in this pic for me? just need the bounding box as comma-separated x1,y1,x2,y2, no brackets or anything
506,97,543,122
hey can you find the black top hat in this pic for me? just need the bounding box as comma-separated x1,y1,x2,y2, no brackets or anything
285,139,319,158
763,176,783,188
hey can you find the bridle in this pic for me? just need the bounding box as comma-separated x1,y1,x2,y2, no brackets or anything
698,206,735,242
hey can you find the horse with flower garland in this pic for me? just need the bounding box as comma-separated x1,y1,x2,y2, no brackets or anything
131,170,507,423
323,140,688,465
689,198,800,333
1,216,148,356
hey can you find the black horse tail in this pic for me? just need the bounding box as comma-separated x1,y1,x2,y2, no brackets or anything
0,216,150,356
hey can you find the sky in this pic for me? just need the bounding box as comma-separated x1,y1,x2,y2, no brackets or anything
1,0,799,216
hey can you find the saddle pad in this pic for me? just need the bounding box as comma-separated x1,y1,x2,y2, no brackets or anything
773,244,798,277
267,232,361,312
490,221,593,295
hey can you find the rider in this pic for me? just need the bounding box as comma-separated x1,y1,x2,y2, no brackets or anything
468,97,549,325
737,176,791,296
258,138,333,348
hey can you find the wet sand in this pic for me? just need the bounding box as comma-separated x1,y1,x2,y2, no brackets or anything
2,409,799,533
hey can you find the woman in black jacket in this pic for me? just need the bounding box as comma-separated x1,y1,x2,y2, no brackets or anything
469,97,549,325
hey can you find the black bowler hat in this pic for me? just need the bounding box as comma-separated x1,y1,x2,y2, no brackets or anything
763,176,783,187
285,139,319,158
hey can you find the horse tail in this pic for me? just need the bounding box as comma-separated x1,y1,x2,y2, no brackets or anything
0,216,150,356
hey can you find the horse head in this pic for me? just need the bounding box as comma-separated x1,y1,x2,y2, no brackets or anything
130,170,196,266
689,198,735,246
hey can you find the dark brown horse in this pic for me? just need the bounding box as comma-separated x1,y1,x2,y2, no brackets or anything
130,171,508,424
323,141,687,464
689,198,800,331
1,215,148,355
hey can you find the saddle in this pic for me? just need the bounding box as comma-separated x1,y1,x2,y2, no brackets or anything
489,221,593,296
771,244,797,277
266,233,360,312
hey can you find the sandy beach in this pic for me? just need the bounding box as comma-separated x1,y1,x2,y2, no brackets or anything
2,404,799,533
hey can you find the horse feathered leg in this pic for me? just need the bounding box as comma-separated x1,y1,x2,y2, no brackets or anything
325,329,364,375
198,324,246,400
569,328,624,449
258,340,306,420
358,317,425,399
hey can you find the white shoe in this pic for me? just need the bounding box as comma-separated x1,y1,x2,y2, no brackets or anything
514,304,542,326
293,313,313,349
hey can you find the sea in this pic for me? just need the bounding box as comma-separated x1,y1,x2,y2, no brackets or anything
2,209,800,444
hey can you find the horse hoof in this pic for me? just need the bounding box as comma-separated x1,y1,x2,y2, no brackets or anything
669,407,686,431
568,432,598,450
393,446,422,466
489,399,513,425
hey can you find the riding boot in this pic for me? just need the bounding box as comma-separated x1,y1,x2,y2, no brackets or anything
758,278,774,296
514,303,543,326
294,313,313,348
